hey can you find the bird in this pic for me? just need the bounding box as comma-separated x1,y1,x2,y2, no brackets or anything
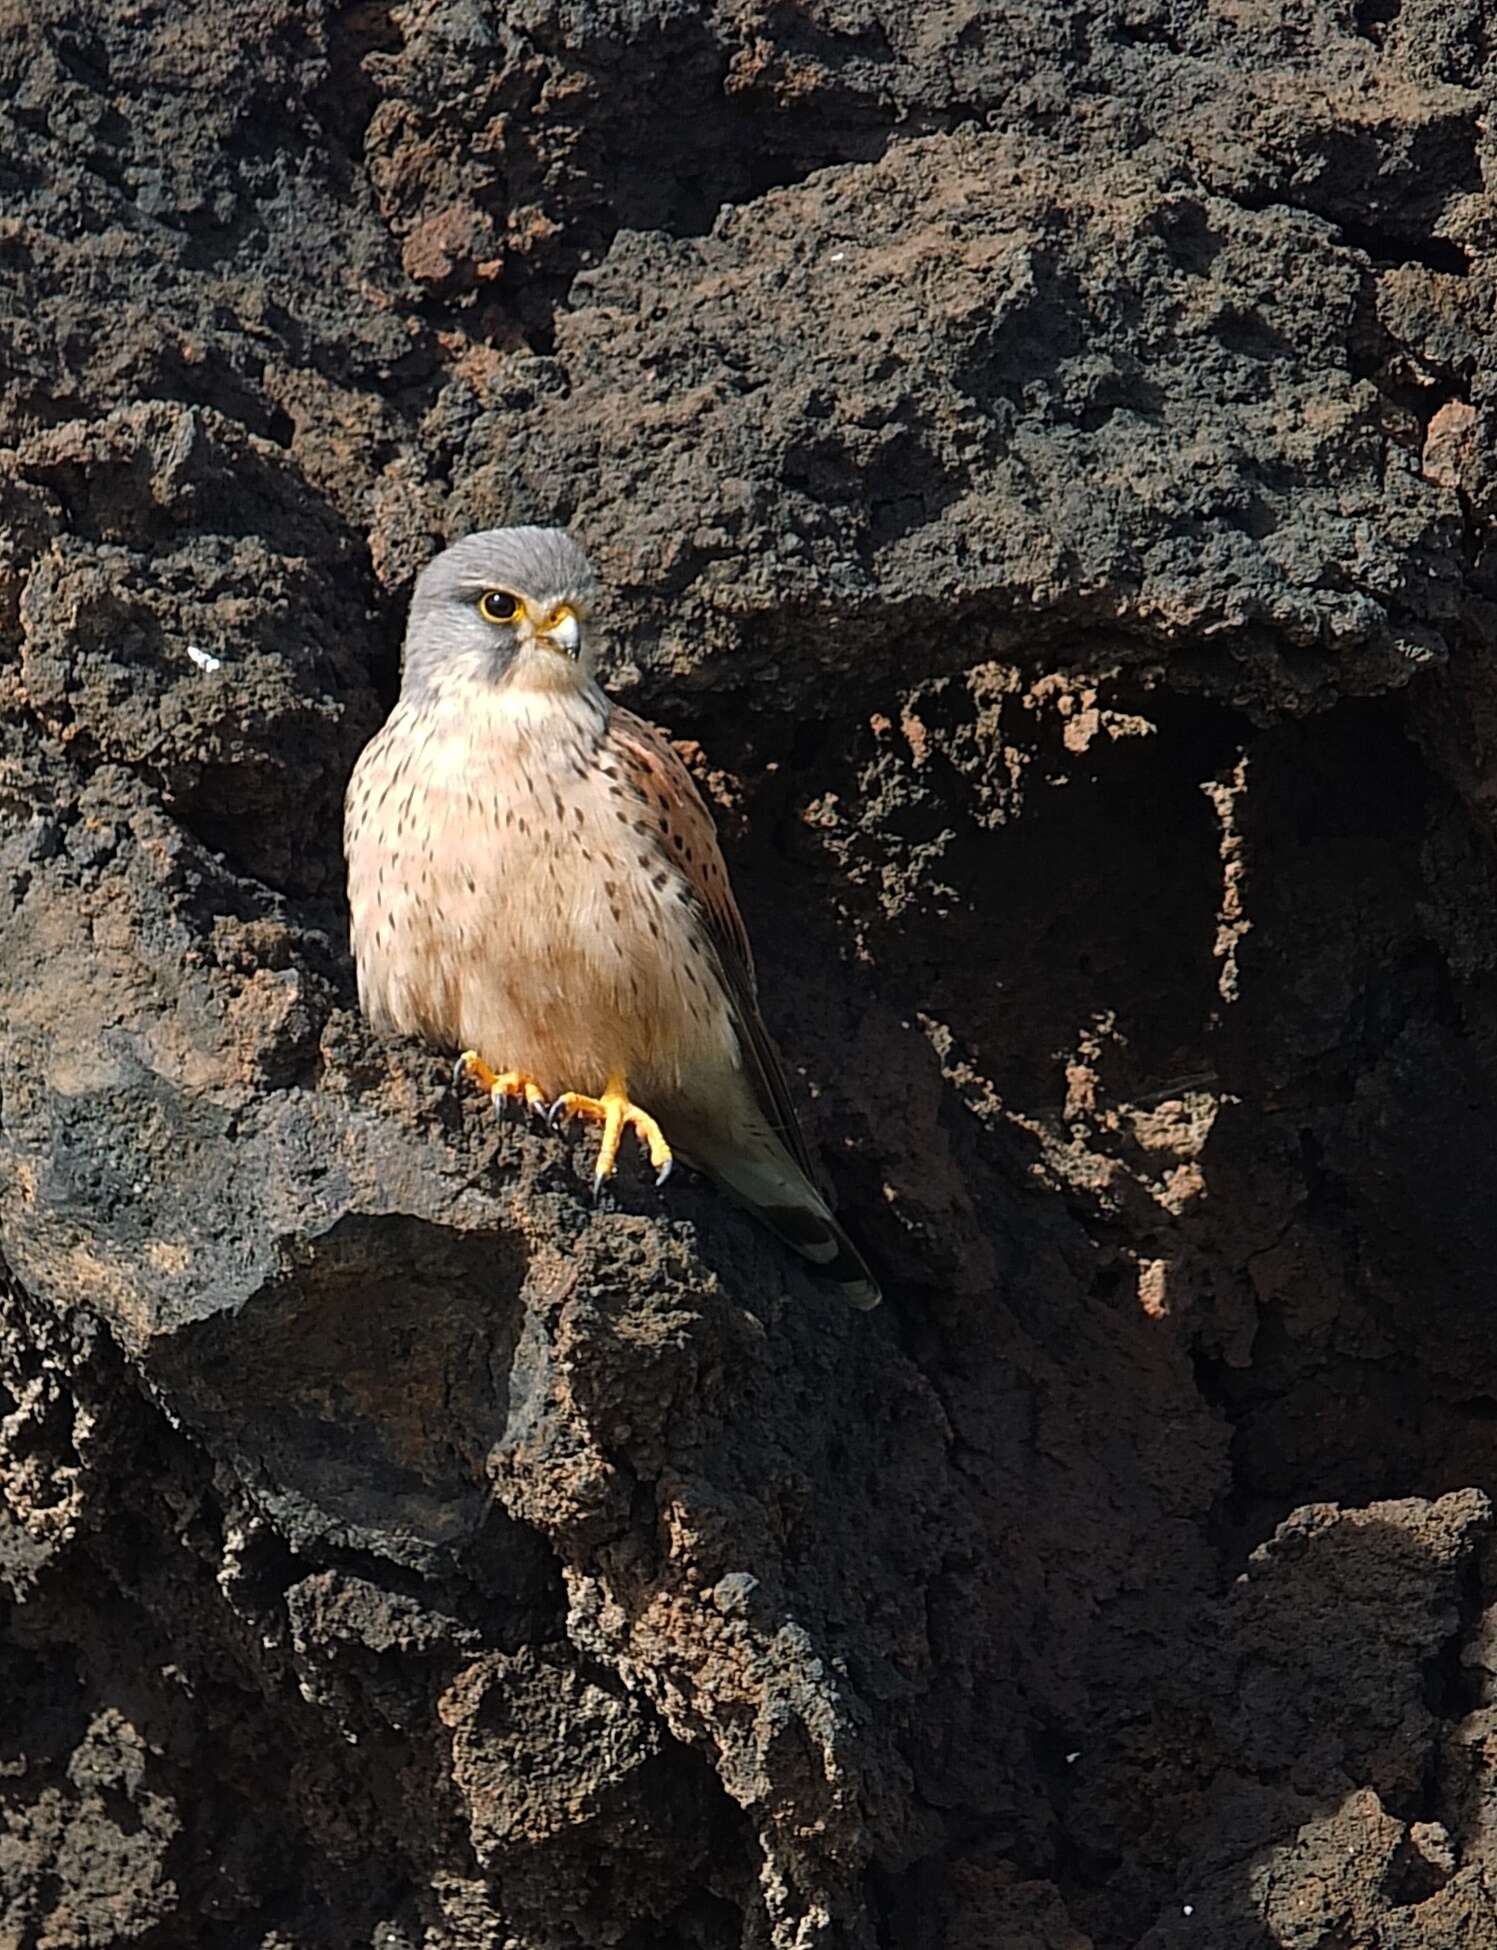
343,526,880,1308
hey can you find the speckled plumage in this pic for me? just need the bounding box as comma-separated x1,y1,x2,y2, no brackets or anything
344,527,878,1307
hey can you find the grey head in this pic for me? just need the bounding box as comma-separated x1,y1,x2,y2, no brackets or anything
401,526,602,699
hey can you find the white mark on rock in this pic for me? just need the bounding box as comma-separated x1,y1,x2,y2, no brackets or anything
712,1572,760,1615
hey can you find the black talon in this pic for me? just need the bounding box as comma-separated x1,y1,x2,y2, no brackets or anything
547,1098,567,1130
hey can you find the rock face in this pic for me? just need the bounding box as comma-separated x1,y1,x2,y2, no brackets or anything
3,1,1497,1945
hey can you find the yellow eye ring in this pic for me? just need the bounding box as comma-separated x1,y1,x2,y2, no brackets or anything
478,589,522,625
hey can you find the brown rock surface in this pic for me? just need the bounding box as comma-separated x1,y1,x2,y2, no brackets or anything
4,1,1497,1945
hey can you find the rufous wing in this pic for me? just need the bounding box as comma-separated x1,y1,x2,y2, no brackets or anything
607,708,823,1188
606,708,880,1307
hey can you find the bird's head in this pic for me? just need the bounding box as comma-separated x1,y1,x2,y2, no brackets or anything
401,526,601,699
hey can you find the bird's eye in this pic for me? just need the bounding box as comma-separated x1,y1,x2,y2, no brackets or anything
478,590,521,625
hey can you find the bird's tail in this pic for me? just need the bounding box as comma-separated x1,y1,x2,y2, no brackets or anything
698,1135,880,1309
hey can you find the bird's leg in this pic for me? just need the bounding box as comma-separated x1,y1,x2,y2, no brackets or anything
455,1050,548,1119
547,1073,674,1195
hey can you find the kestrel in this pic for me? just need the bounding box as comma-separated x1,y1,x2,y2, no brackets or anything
344,527,879,1308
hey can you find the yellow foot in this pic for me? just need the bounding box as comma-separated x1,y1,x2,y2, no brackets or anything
547,1073,674,1195
454,1050,549,1119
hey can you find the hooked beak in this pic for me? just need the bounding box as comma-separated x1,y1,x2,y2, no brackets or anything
538,606,581,659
